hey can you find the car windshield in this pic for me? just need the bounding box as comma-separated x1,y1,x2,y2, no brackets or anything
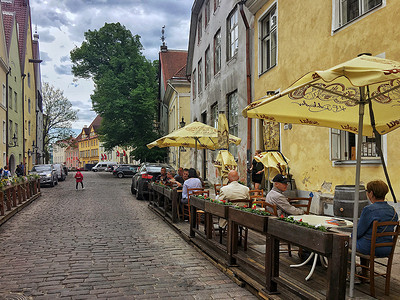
146,166,172,173
32,166,51,172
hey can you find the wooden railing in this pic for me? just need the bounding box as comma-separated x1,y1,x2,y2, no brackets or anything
149,183,180,223
0,179,41,217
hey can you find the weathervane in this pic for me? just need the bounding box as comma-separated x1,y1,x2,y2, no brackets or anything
161,25,166,46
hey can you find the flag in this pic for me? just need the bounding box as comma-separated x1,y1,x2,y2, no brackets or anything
123,150,126,156
117,150,120,157
104,154,107,160
101,154,104,160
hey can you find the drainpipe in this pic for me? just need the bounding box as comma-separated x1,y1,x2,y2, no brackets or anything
168,82,180,167
5,67,11,167
239,1,252,186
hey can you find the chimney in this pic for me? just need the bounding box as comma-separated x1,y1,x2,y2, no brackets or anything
83,125,87,128
33,25,39,41
160,25,167,52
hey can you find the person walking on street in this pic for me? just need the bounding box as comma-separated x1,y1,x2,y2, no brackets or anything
74,170,84,190
250,150,264,190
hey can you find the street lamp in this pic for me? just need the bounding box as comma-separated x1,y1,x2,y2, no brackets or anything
9,133,18,147
180,117,186,128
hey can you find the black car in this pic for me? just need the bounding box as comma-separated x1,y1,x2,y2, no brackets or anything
113,165,139,178
131,163,174,200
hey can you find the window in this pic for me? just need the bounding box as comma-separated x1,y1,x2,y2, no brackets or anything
9,87,12,109
330,129,383,161
260,5,277,73
198,59,203,94
14,123,18,140
28,98,31,113
210,102,218,128
2,84,5,107
205,0,211,27
205,46,211,86
228,92,239,158
9,120,12,140
14,92,17,112
214,30,221,74
335,0,383,29
214,0,220,11
28,121,31,136
198,13,202,43
192,69,197,99
27,72,31,88
227,9,239,60
2,121,5,144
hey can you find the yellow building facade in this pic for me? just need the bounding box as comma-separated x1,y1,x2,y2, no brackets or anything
0,6,8,167
79,126,100,167
23,14,37,171
248,0,400,200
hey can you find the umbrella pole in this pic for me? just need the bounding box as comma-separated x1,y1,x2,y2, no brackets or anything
195,139,198,170
349,90,366,298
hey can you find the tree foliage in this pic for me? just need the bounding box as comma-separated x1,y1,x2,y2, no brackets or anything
70,22,166,162
42,82,78,162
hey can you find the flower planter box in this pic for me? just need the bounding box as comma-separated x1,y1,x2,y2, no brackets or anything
152,184,164,194
189,196,206,211
268,218,332,254
163,188,173,198
205,201,230,218
228,207,269,233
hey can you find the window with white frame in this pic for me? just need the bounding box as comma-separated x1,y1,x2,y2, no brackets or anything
198,59,203,94
2,121,5,144
28,98,31,113
334,0,383,29
192,69,197,99
14,92,17,112
9,87,12,109
2,84,5,107
205,0,210,27
260,4,277,73
28,72,31,88
330,129,382,161
211,102,218,128
214,29,221,74
28,121,31,136
228,91,239,158
198,13,202,43
227,9,238,60
205,46,211,86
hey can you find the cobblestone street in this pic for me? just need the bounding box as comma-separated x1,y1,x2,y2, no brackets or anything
0,172,256,299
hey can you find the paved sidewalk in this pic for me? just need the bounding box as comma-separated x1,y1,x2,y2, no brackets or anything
0,172,256,299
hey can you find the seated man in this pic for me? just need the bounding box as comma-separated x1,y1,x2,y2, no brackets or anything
156,167,167,183
181,168,202,204
165,170,182,188
357,180,398,257
266,174,304,217
219,170,250,206
219,170,250,228
174,167,185,185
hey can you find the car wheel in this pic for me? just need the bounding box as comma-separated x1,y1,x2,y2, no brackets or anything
131,184,136,195
93,169,98,172
136,181,144,200
117,173,124,178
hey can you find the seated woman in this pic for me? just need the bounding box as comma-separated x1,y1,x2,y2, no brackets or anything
357,180,398,257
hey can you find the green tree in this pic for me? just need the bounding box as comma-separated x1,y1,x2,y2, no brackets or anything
42,82,78,162
70,22,166,162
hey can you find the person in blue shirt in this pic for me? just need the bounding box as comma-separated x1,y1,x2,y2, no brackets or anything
357,180,398,257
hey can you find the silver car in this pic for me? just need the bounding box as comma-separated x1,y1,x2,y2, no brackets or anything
30,164,58,187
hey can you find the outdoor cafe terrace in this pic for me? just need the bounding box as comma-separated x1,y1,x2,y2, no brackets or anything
147,183,400,300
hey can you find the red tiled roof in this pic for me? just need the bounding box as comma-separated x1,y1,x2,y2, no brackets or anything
2,11,15,51
173,64,187,79
90,115,102,132
1,0,30,72
159,50,188,90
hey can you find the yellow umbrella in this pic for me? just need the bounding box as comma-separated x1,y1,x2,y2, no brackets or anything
214,112,237,180
242,54,400,296
255,151,289,182
147,121,241,169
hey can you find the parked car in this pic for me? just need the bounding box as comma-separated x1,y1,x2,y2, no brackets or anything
131,163,174,200
30,164,58,187
113,165,139,178
92,161,117,172
53,163,67,181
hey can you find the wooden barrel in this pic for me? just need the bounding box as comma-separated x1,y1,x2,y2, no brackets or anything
333,185,369,218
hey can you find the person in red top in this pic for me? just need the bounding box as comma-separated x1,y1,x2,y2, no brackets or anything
74,171,84,190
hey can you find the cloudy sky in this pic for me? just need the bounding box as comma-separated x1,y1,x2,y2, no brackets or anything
30,0,192,132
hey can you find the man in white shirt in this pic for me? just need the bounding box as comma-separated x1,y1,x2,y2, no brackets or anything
219,170,250,205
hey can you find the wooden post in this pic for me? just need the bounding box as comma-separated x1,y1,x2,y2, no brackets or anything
37,179,41,193
327,234,348,300
33,180,38,195
190,203,196,237
11,186,17,207
5,188,12,210
171,189,178,223
17,184,22,204
205,212,213,239
0,191,4,216
22,182,27,202
265,233,279,293
228,220,238,265
26,182,31,199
